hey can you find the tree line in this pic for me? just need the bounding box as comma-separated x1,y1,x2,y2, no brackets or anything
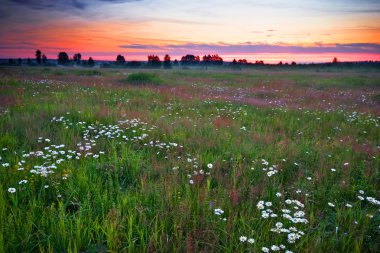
4,49,366,69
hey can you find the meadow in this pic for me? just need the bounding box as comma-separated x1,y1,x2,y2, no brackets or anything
0,66,379,252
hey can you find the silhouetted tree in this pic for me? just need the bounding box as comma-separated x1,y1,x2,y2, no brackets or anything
278,61,283,65
147,55,161,68
332,57,338,64
180,54,200,66
73,53,82,65
173,59,179,67
58,52,69,65
238,59,248,64
88,57,95,67
35,50,42,64
42,54,47,64
116,54,126,65
255,60,264,65
202,54,223,65
291,61,297,65
231,58,241,70
163,54,171,69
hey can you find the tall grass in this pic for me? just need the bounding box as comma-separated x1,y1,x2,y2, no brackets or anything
0,68,379,252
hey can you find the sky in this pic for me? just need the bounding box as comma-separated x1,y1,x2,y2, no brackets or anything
0,0,380,63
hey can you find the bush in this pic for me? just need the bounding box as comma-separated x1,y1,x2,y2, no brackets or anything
74,70,102,76
123,72,163,86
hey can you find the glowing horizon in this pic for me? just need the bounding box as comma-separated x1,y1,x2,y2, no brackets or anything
1,0,380,63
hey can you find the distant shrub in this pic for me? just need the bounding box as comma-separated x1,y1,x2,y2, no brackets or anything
74,70,101,76
123,73,163,86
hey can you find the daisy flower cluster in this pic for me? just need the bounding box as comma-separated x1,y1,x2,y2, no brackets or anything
3,112,216,194
251,159,280,178
240,197,308,252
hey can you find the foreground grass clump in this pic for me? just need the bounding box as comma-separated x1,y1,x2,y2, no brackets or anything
123,72,163,86
0,67,379,253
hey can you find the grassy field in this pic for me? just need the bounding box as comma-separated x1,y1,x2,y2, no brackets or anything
0,66,379,252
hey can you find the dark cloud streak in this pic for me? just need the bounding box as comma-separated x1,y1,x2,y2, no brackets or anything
10,0,85,10
119,42,380,54
7,0,141,12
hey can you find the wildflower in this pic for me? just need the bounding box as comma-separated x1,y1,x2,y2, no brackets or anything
267,170,278,177
294,211,305,217
331,168,336,172
214,208,224,215
8,188,16,193
328,202,335,207
345,203,352,208
276,192,282,197
287,233,296,243
257,200,265,209
239,236,247,242
207,163,213,169
359,190,365,194
261,211,270,219
271,245,280,251
189,179,194,185
262,247,270,253
265,202,273,207
248,238,255,244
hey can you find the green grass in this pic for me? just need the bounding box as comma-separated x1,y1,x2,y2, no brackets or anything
0,67,379,252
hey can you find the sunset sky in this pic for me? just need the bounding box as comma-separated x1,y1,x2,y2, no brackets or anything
1,0,380,63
